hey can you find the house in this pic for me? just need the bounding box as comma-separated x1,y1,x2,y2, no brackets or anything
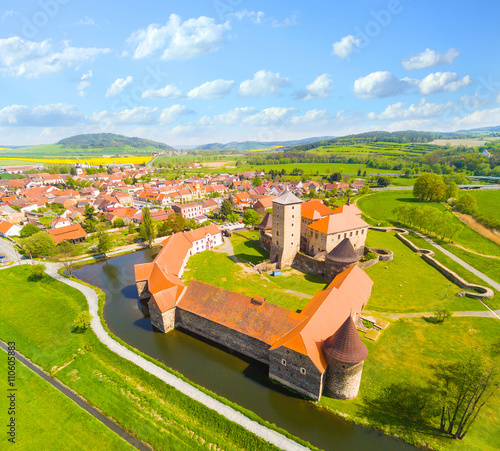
172,202,203,219
47,223,88,244
0,220,22,237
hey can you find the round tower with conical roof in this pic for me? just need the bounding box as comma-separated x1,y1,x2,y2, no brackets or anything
322,315,368,399
324,237,359,282
270,190,302,269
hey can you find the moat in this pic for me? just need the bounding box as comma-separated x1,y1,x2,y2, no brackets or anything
74,249,416,451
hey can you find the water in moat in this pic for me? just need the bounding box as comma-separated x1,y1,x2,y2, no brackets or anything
74,249,416,451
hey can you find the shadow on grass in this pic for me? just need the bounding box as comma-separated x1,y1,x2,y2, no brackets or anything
234,240,269,265
422,316,445,325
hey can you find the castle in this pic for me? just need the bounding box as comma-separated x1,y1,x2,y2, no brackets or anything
134,194,374,401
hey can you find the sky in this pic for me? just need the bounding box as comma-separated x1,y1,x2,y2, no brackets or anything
1,0,500,146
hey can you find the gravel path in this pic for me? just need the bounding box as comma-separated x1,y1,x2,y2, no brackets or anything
42,262,307,451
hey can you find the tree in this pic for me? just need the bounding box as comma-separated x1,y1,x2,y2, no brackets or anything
23,232,56,257
413,173,446,202
220,199,234,219
165,212,188,234
28,263,46,281
437,353,499,439
377,176,391,187
73,311,93,332
226,212,240,223
251,176,262,187
445,182,459,201
96,231,112,255
83,204,98,232
20,224,41,238
454,193,478,215
139,207,155,248
242,209,261,226
434,308,452,324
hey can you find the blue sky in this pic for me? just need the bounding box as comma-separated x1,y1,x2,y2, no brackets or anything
1,0,499,146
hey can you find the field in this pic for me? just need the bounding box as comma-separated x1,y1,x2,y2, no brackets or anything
0,266,280,451
0,143,161,157
471,189,500,222
319,316,500,451
0,348,134,450
0,156,153,166
358,190,500,258
237,162,398,175
428,138,492,147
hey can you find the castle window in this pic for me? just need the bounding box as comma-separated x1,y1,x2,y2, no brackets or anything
277,231,279,236
292,206,295,209
292,224,294,227
338,234,340,239
282,359,287,366
344,233,347,238
300,368,306,375
350,232,353,237
356,230,358,235
361,229,364,234
276,240,279,244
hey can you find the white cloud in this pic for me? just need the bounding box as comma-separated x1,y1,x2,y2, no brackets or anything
353,71,413,98
202,107,256,126
232,10,265,24
296,74,333,100
402,48,460,70
73,16,96,26
187,79,234,99
418,72,471,95
331,35,362,59
2,10,16,20
290,109,328,125
127,14,230,60
142,84,182,99
159,105,192,124
386,119,440,132
239,70,292,97
452,107,500,130
0,37,111,78
242,107,297,126
77,70,93,98
0,103,84,127
91,106,159,126
105,76,133,98
368,98,454,120
231,10,297,27
497,94,500,104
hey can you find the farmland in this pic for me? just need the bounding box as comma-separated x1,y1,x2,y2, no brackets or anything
0,156,153,166
470,189,500,222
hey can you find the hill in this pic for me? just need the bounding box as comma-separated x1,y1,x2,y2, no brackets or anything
188,136,335,151
57,133,176,150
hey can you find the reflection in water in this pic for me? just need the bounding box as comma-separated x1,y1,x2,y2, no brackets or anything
74,249,415,451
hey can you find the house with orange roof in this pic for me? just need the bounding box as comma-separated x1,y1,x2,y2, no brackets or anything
47,223,88,244
0,220,22,237
300,199,335,242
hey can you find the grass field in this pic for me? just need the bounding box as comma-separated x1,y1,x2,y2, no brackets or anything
0,348,134,450
0,143,160,157
358,191,500,257
364,231,482,313
238,162,397,175
231,230,269,264
0,156,153,166
319,316,500,451
428,138,490,147
0,266,280,451
470,189,500,221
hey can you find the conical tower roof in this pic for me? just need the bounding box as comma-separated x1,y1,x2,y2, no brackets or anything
323,315,368,364
257,212,272,230
325,237,359,263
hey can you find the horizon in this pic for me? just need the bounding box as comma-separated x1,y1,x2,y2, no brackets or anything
1,1,500,146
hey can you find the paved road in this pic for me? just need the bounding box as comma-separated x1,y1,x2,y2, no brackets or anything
365,310,500,320
43,263,308,451
0,341,149,451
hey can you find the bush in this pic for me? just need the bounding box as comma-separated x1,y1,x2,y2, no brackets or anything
363,251,378,261
28,263,46,281
73,311,93,332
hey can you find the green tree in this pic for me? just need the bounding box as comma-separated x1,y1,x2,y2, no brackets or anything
242,209,261,226
28,263,46,281
23,232,56,257
251,176,263,187
165,212,188,234
444,182,459,201
220,199,234,219
139,207,156,248
226,212,240,223
96,231,112,255
20,224,41,238
454,193,478,215
83,204,98,232
73,311,93,332
413,173,446,201
377,176,391,187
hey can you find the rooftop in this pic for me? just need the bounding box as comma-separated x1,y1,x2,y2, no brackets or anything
272,190,302,206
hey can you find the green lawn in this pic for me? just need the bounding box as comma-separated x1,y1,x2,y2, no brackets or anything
471,189,500,221
319,317,500,451
364,231,483,313
0,348,134,450
0,266,280,451
358,191,500,257
184,251,311,312
230,230,269,265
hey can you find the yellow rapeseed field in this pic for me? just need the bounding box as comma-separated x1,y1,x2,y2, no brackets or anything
0,156,153,165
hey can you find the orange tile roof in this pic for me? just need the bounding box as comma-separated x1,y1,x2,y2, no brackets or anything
307,211,368,235
301,199,334,218
332,204,362,216
184,224,221,242
177,280,304,345
47,223,88,244
0,220,14,234
270,266,373,372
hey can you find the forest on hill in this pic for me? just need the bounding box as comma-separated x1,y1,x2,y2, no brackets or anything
57,133,176,150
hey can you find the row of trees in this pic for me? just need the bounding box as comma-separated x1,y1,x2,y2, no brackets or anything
393,205,460,241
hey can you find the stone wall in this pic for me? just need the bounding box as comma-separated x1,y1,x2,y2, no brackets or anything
324,260,356,283
292,252,325,279
322,360,364,400
269,347,324,400
259,230,272,252
176,309,271,364
149,301,175,333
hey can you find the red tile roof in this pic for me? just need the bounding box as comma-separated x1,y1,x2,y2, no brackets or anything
47,223,88,244
308,211,368,235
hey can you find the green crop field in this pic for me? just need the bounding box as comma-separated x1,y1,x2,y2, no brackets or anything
308,141,437,157
238,162,397,175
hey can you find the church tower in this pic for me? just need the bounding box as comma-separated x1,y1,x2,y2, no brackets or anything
270,190,302,269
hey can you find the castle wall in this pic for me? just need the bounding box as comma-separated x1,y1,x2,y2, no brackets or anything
306,227,367,256
269,347,324,400
259,230,272,252
324,260,356,283
176,309,270,364
149,301,175,333
136,282,151,317
292,252,325,279
322,360,364,400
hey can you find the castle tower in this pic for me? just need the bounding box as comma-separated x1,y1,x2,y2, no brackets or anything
322,315,368,399
324,237,359,283
270,190,302,268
